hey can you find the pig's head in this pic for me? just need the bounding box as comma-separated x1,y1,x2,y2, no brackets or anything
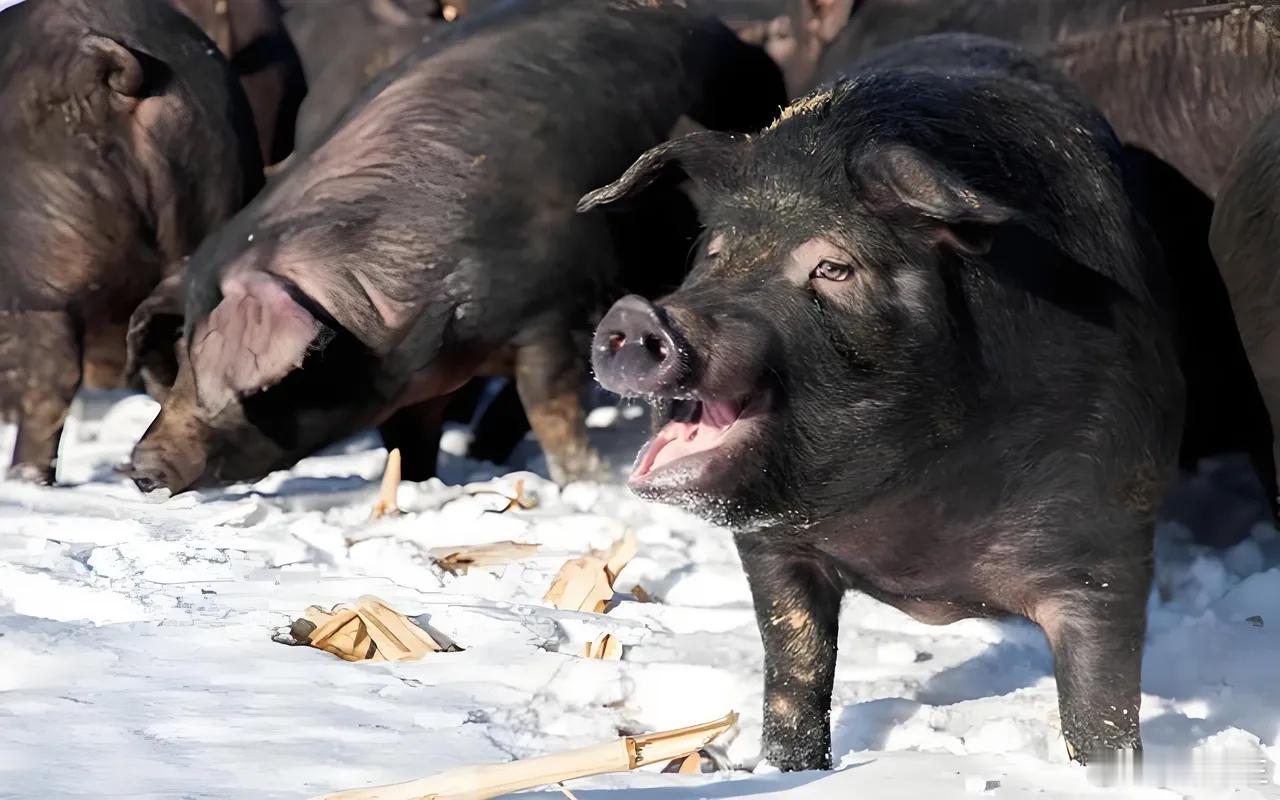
582,72,1141,529
125,263,389,493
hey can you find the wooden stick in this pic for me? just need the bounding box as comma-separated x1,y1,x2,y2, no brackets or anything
314,712,737,800
371,449,402,519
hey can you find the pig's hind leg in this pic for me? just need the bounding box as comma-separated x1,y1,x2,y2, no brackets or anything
513,324,601,485
0,310,82,484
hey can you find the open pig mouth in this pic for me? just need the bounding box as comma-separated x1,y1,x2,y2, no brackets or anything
630,392,770,492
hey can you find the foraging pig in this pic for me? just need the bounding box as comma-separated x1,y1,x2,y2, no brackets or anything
0,0,262,483
168,0,306,165
584,35,1182,769
124,0,786,493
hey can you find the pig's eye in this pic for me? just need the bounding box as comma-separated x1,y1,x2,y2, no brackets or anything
811,260,852,282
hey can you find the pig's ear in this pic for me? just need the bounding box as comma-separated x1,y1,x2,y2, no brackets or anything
189,273,331,413
126,271,187,400
856,146,1013,254
577,131,743,212
74,35,146,106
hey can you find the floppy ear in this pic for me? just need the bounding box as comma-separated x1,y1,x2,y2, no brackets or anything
126,272,187,401
855,146,1013,254
189,273,330,414
577,130,743,213
74,35,146,107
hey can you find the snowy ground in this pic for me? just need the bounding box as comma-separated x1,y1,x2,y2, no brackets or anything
2,390,1280,800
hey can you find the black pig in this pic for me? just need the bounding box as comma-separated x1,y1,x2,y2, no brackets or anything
124,0,785,492
0,0,262,483
585,35,1182,769
747,0,1280,545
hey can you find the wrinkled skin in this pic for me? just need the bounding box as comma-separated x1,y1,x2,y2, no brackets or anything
585,35,1182,770
125,0,785,493
168,0,306,166
0,0,261,484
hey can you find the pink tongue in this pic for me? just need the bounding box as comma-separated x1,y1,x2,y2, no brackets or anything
647,401,740,471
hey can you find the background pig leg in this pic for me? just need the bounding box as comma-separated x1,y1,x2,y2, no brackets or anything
1211,109,1280,499
379,396,448,481
82,316,130,391
1033,573,1148,766
468,380,529,465
513,327,599,485
738,538,843,772
1,311,81,483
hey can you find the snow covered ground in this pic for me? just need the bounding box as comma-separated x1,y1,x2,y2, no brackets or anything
2,390,1279,800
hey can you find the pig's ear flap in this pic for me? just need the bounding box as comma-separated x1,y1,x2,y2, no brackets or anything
855,146,1013,255
74,35,146,106
126,271,187,401
189,273,332,414
577,131,742,213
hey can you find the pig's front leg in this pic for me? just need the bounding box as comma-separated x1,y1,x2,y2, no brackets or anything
379,396,448,481
0,310,82,484
513,325,600,485
467,380,530,466
1032,554,1149,766
738,535,844,772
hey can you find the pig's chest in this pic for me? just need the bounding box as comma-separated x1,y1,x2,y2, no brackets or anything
804,512,1018,624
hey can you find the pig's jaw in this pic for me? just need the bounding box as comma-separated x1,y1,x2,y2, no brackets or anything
629,393,769,494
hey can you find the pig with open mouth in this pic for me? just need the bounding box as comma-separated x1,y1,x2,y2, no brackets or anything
584,35,1183,769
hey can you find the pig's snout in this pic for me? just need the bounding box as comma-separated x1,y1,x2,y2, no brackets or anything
125,433,206,495
593,294,689,396
122,452,187,494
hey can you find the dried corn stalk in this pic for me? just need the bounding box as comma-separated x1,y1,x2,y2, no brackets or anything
543,556,614,613
543,532,639,613
313,712,738,800
466,478,537,513
274,595,460,661
581,633,622,660
668,752,701,775
370,449,402,519
429,541,540,576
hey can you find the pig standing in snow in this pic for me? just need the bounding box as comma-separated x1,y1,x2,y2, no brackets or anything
0,0,262,484
124,0,785,493
586,35,1182,769
735,0,1280,548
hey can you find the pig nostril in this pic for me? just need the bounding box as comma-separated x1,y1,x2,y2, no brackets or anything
642,334,668,361
132,475,158,493
608,332,626,353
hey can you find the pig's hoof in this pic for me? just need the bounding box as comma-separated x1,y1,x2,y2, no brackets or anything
5,462,54,485
763,740,831,773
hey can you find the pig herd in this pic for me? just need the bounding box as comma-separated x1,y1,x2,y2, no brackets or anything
3,0,1280,777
